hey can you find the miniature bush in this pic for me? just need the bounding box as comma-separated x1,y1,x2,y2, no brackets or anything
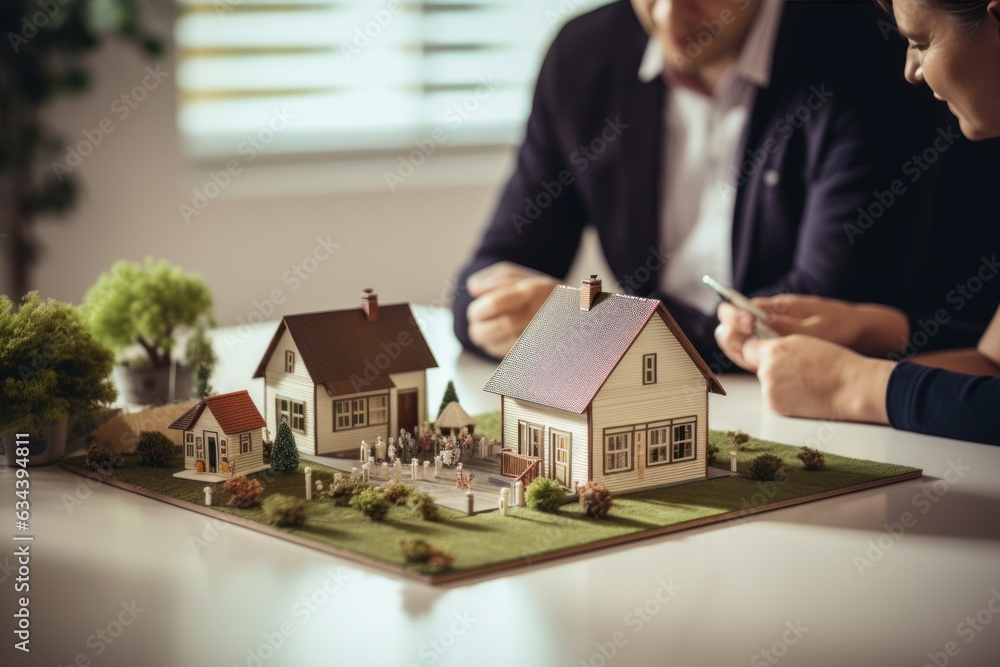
270,420,299,473
223,474,264,508
730,430,751,450
398,537,455,573
706,442,719,466
407,491,440,521
350,488,391,521
526,477,565,513
134,430,176,468
577,481,613,519
262,494,307,527
324,480,368,506
797,446,827,471
84,441,123,472
744,453,785,481
383,482,413,505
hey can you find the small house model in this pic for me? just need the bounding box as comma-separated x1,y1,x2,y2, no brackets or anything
484,276,725,495
252,289,438,457
168,390,268,479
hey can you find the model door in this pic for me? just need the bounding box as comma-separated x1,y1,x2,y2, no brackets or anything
397,390,418,435
205,432,219,473
551,430,570,488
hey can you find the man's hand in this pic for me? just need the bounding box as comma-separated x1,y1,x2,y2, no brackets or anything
717,294,909,356
466,262,557,358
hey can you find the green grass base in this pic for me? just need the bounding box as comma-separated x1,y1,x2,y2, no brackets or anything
62,428,920,583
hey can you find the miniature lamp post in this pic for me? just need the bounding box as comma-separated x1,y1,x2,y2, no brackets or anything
410,459,418,480
203,486,212,506
423,460,430,479
514,480,524,506
434,456,441,478
393,460,402,483
305,466,313,501
499,488,510,516
730,451,738,473
466,491,474,516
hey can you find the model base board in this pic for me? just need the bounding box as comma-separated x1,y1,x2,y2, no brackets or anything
61,431,922,586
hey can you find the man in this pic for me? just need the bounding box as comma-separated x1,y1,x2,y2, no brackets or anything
453,0,991,361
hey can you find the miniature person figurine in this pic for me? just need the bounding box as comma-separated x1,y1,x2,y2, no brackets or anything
360,439,370,464
387,439,397,465
376,436,386,463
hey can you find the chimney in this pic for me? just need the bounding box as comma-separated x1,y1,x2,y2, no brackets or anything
580,274,601,311
361,288,378,323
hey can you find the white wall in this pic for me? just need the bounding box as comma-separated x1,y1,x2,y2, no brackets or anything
24,2,613,329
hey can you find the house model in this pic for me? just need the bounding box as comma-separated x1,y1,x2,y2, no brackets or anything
168,390,269,479
484,276,726,495
252,289,438,457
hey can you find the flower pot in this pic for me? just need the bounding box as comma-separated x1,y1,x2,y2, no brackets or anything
1,417,69,467
195,460,205,473
117,365,193,406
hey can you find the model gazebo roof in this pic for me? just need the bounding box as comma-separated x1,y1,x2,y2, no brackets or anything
483,282,725,414
168,390,266,435
434,401,476,430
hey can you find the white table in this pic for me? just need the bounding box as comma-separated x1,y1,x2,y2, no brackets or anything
3,309,999,667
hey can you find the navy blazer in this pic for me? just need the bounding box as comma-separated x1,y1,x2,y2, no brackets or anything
453,0,994,362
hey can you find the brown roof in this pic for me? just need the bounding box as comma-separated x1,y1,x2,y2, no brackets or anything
252,303,437,387
483,285,725,413
168,390,265,435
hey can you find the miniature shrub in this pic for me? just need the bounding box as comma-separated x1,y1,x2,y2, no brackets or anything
797,446,827,471
745,453,785,481
407,491,440,521
577,481,613,519
84,441,123,472
324,480,368,506
398,537,455,573
526,477,564,513
223,474,264,508
134,430,176,468
730,430,751,450
270,420,299,473
262,494,306,527
350,488,391,521
706,442,719,466
384,482,413,505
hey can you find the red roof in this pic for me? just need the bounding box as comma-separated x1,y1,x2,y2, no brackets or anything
168,390,265,435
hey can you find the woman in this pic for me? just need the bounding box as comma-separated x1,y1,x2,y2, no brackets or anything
715,0,1000,445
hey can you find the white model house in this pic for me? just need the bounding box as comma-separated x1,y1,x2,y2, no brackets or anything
168,390,268,479
252,289,438,457
484,275,726,495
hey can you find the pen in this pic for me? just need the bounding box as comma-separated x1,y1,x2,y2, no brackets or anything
702,275,780,339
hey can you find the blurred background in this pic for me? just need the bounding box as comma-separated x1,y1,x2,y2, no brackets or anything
1,0,618,325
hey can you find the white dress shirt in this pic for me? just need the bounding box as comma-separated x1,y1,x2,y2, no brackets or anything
639,0,784,314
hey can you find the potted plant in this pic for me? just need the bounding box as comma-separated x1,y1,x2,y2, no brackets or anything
0,292,117,466
84,258,215,405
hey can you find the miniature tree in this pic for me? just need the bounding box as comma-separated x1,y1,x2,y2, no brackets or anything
398,537,454,572
729,430,751,451
0,292,117,433
84,441,123,473
186,327,216,400
224,475,264,508
263,494,307,527
526,477,565,513
84,258,214,369
437,380,460,418
797,446,827,471
350,488,391,521
706,442,719,466
745,453,785,481
134,431,177,468
407,491,440,521
270,420,299,473
384,482,413,505
577,481,613,518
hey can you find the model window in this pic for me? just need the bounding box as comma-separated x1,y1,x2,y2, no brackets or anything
369,394,389,425
672,422,695,460
334,400,351,430
185,432,194,457
220,439,227,456
278,398,306,434
605,432,632,473
351,398,367,427
240,433,251,454
284,350,295,373
647,426,670,465
643,353,657,385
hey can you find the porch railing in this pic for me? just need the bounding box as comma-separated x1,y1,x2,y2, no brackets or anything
501,448,542,484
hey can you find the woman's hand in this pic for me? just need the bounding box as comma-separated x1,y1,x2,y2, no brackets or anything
716,329,894,423
717,294,909,356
